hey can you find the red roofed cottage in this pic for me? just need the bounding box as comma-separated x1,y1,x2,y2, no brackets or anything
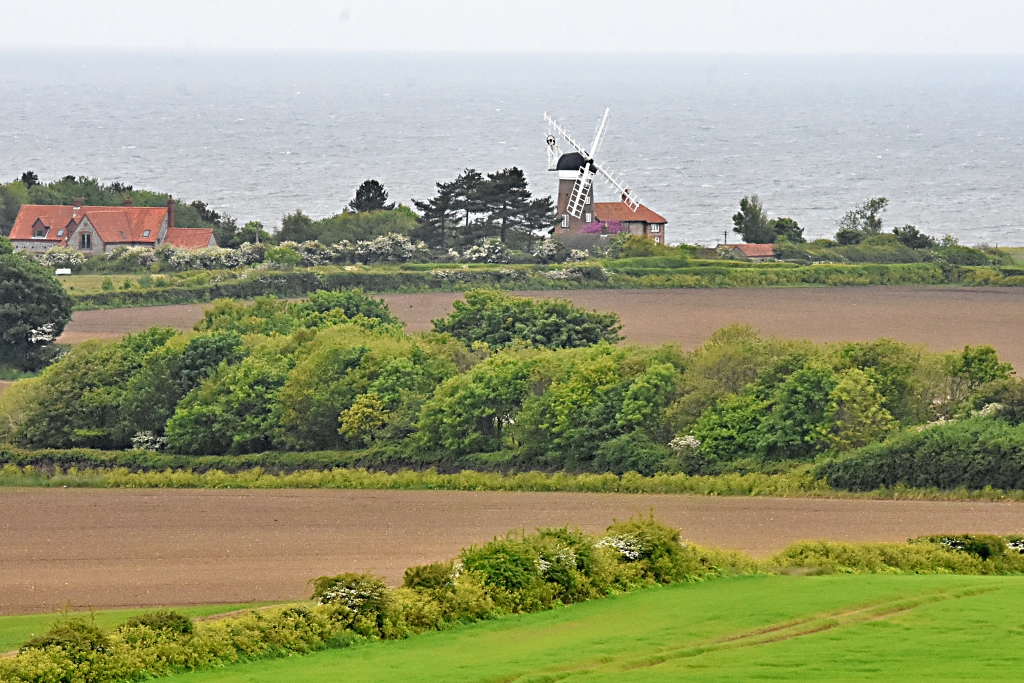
8,197,216,255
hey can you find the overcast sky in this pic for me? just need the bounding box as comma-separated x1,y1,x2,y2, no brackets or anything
3,1,1024,53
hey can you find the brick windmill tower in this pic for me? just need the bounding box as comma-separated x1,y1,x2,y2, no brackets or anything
544,108,652,237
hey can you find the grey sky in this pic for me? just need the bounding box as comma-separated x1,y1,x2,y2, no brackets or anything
4,1,1024,53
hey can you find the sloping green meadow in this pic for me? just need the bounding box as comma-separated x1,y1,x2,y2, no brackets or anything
161,575,1024,683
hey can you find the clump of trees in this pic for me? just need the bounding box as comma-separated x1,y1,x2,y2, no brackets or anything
431,289,622,350
731,195,804,244
4,288,1019,485
0,236,73,372
413,168,556,252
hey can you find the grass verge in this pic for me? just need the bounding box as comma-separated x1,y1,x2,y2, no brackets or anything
158,575,1024,683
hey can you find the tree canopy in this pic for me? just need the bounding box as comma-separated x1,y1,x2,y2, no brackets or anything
349,180,395,213
835,197,888,245
732,195,804,244
431,289,622,350
413,168,555,251
0,237,74,371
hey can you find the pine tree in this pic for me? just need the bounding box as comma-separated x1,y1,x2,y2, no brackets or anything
349,180,395,213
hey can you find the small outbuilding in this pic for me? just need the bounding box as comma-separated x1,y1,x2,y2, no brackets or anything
720,243,776,262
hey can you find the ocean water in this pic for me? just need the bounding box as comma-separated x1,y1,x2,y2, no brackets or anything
1,51,1023,246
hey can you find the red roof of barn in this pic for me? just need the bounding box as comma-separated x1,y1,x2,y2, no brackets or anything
731,243,776,258
164,227,215,249
593,202,667,224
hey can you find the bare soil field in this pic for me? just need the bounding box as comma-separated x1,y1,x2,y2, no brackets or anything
57,287,1024,369
3,488,1024,615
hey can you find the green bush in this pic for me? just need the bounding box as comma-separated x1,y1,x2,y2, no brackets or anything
122,610,194,635
432,289,621,350
22,618,110,654
818,417,1024,491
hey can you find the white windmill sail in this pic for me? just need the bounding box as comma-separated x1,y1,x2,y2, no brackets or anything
544,108,642,218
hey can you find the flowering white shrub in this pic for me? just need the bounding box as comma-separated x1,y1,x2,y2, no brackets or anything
131,431,167,451
354,233,423,263
38,246,85,268
669,435,701,454
463,237,509,263
533,239,562,262
542,268,579,280
595,534,642,561
566,249,589,262
236,242,266,265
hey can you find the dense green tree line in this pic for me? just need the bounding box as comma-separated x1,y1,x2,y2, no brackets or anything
1,289,1019,477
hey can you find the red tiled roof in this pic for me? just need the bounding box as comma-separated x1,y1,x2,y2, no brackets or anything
81,207,167,244
593,202,667,224
10,204,168,245
164,227,215,249
9,205,79,242
731,243,776,258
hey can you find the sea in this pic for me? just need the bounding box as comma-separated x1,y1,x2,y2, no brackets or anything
1,51,1023,247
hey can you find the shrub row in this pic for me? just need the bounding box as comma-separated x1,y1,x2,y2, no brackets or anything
3,520,1023,683
70,262,1024,310
0,460,828,496
817,417,1024,491
0,517,753,683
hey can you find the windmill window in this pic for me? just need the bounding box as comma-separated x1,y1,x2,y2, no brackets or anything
80,233,92,249
561,215,568,229
142,230,151,238
585,212,592,223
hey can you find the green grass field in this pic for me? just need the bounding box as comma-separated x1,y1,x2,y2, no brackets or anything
0,603,274,653
161,575,1024,683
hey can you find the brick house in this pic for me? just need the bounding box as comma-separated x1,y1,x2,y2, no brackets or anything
551,152,667,244
8,197,216,256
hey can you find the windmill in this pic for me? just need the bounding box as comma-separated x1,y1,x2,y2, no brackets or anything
544,108,641,227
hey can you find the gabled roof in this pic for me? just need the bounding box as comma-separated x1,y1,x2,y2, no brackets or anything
593,202,667,224
9,205,80,242
164,227,215,249
730,243,776,258
79,207,167,244
11,204,168,245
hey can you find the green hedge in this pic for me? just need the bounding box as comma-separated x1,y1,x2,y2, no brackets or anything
817,417,1024,491
70,262,1024,310
0,446,370,474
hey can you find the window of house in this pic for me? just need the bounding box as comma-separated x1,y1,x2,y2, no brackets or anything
561,215,568,229
34,228,46,238
80,233,92,249
650,224,661,233
57,229,64,237
142,230,151,238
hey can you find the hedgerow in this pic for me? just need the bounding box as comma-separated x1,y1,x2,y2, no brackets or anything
68,261,1024,311
2,519,1022,683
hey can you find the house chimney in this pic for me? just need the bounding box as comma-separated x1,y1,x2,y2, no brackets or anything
73,197,83,209
123,197,133,206
167,195,175,229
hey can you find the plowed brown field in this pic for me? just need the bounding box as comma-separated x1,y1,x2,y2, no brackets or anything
3,488,1024,615
56,287,1024,369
